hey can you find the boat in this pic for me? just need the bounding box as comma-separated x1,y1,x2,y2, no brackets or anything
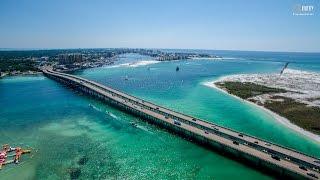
176,66,179,71
130,122,137,127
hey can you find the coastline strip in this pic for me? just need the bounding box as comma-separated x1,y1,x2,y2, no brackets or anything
202,78,320,143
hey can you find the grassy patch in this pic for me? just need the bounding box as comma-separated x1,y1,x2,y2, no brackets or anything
215,81,287,99
265,97,320,135
215,81,320,135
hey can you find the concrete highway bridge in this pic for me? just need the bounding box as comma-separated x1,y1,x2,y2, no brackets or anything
43,69,320,179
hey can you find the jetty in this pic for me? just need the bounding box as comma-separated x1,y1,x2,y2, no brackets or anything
280,62,290,75
42,68,320,179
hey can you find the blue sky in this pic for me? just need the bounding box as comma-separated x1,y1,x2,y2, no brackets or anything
0,0,319,52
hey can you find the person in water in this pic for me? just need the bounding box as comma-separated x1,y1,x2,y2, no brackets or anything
0,145,9,170
0,151,7,169
14,147,23,164
2,144,9,152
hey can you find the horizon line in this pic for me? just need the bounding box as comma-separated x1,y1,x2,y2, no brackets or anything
0,47,319,54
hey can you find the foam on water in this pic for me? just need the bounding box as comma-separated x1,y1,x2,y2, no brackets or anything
134,124,153,134
89,104,102,112
108,112,119,120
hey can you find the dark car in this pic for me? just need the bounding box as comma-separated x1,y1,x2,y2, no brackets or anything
271,155,280,161
238,133,244,137
307,173,318,179
299,166,308,171
233,141,239,145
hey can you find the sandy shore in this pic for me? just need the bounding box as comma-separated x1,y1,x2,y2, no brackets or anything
191,57,239,60
0,71,42,78
107,60,160,68
218,69,320,107
202,75,320,143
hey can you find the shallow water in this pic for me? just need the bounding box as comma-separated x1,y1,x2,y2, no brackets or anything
1,52,319,179
76,54,320,156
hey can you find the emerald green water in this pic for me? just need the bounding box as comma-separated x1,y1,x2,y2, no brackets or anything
1,53,319,179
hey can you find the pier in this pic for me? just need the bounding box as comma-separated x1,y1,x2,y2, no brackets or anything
43,69,320,179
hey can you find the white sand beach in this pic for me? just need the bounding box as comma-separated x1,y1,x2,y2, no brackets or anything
216,69,320,107
107,60,160,68
203,69,320,143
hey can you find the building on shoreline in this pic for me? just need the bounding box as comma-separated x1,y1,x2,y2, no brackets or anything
58,53,83,64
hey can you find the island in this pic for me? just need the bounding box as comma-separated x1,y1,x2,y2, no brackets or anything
213,69,320,136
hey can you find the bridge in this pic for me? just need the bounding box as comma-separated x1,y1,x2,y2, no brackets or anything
43,69,320,179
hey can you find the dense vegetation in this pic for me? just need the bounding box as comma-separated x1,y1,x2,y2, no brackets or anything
265,96,320,135
215,81,287,99
216,81,320,135
0,60,38,72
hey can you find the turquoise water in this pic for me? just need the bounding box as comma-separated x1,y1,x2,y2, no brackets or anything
1,52,319,179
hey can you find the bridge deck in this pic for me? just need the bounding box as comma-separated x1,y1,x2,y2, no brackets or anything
43,69,320,179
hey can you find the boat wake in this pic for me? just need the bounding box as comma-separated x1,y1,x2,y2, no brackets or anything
135,125,153,134
107,112,119,120
88,104,102,112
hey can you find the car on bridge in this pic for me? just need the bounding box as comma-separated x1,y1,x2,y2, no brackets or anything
233,141,239,145
173,119,181,126
271,155,280,161
307,173,318,179
299,166,308,171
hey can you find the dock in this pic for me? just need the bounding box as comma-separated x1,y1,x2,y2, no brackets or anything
43,69,320,179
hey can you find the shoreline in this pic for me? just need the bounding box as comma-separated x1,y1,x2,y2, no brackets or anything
202,78,320,143
0,71,42,78
106,60,160,68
